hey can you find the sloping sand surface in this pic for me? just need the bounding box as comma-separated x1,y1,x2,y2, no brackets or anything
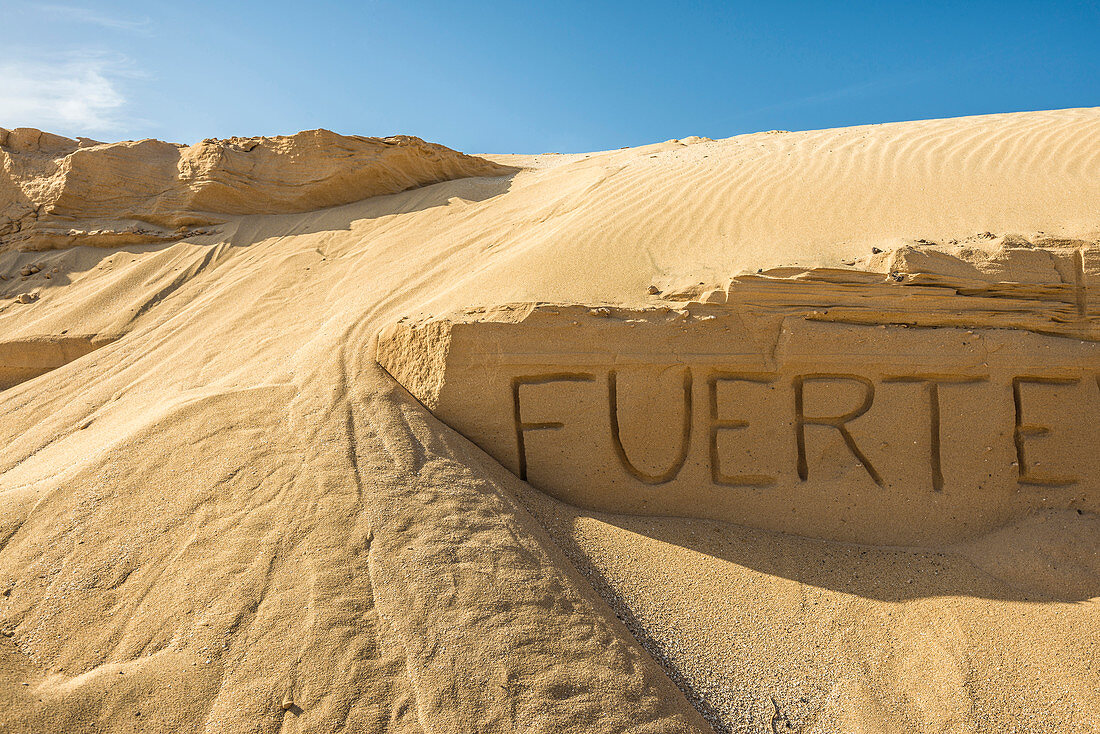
1,108,1098,732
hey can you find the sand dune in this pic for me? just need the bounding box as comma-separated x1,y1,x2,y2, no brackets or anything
0,108,1098,733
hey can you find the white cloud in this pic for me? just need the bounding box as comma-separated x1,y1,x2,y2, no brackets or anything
35,4,153,33
0,53,132,135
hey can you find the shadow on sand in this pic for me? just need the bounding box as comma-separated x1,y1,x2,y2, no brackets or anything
550,501,1100,604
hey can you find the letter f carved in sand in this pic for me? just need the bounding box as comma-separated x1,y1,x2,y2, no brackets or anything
512,373,596,480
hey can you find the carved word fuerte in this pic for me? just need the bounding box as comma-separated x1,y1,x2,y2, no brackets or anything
511,370,1100,491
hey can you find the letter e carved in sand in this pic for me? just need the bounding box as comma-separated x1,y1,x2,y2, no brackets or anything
707,372,776,487
1012,375,1080,486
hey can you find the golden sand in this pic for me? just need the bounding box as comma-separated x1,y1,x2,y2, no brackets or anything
1,108,1098,732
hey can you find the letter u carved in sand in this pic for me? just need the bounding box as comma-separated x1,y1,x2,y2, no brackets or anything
608,368,693,484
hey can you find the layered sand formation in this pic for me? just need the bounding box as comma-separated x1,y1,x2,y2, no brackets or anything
0,127,513,251
1,108,1099,733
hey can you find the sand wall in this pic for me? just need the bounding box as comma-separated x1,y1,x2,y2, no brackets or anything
379,266,1100,546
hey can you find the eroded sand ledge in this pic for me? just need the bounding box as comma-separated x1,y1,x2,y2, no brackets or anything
0,335,113,389
378,237,1100,545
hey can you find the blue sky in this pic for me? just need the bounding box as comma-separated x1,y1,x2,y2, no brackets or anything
0,0,1097,152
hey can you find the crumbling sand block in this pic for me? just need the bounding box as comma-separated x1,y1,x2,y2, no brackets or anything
0,127,515,251
379,298,1100,546
0,335,112,389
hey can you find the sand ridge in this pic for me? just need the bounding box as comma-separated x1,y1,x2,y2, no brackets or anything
0,127,514,251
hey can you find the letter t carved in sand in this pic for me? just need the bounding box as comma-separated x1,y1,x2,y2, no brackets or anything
883,374,988,491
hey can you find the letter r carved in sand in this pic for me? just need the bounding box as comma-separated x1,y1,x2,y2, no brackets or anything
794,374,883,487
